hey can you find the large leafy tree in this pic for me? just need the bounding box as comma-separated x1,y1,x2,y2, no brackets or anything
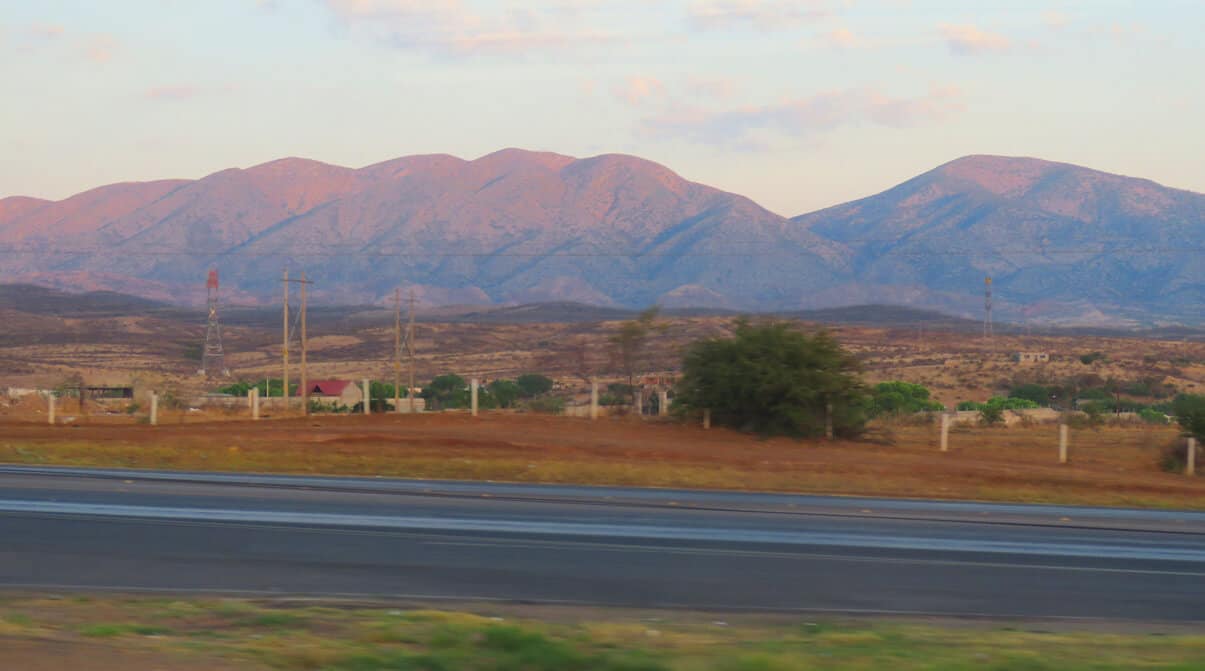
421,374,469,410
673,320,868,438
1172,394,1205,441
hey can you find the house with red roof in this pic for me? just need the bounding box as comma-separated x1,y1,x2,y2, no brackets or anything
307,380,363,408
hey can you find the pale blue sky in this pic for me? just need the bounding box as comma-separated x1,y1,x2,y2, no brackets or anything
2,0,1201,215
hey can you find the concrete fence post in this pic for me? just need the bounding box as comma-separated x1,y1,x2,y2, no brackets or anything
1059,423,1069,464
634,389,643,417
363,379,371,415
150,392,159,426
939,412,950,452
659,390,669,417
471,378,479,417
590,380,599,420
1188,437,1198,477
703,408,711,430
824,401,834,440
251,387,260,420
47,394,56,425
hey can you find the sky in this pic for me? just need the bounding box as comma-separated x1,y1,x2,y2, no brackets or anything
1,0,1202,216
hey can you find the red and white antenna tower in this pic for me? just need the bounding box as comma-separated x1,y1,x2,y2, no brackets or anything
201,269,230,377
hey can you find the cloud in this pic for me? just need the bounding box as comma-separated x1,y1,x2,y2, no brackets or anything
83,34,118,62
29,24,66,40
823,26,863,48
685,75,739,100
612,75,666,106
640,85,964,147
687,0,834,31
321,0,625,56
938,23,1010,55
147,86,198,101
1042,11,1070,31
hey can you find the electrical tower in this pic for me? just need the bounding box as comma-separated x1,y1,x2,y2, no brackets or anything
983,276,994,344
201,269,230,377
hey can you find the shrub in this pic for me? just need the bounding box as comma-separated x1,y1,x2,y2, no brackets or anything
525,397,566,414
515,374,555,398
868,381,944,417
672,320,867,438
979,405,1005,426
1008,383,1050,406
1172,394,1205,440
1079,352,1106,365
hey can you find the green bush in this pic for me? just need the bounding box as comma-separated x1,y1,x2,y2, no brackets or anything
1008,383,1050,406
1172,394,1205,440
525,397,566,414
1139,408,1170,424
1079,352,1106,365
672,320,867,438
868,381,944,417
979,405,1005,426
516,374,555,398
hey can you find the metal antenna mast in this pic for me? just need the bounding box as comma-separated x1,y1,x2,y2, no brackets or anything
201,269,230,377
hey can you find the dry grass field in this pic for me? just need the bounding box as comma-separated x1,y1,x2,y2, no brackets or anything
4,594,1204,671
2,412,1201,509
3,307,1203,510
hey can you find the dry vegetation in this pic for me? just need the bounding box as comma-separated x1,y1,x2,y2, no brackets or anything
2,311,1203,509
2,594,1204,671
1,412,1201,509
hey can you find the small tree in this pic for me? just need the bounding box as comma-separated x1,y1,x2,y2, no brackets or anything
979,404,1005,426
515,374,554,398
672,320,868,438
487,379,522,408
609,306,663,399
421,374,469,410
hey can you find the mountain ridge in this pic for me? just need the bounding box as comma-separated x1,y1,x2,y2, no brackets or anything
1,150,1201,324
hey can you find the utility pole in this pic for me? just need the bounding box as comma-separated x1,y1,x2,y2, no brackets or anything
394,287,402,413
984,276,993,349
300,271,309,416
407,289,417,414
282,269,289,411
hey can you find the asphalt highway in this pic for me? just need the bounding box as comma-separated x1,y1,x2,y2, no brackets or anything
2,465,1204,620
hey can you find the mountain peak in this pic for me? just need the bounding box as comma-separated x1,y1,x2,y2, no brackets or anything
472,147,577,171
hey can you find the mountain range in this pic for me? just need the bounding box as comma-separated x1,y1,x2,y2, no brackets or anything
1,149,1201,324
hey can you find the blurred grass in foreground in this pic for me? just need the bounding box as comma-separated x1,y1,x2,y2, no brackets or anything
1,595,1204,670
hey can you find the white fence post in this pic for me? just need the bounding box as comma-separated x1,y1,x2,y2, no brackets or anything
940,412,950,452
703,408,711,430
659,390,669,417
251,387,260,420
150,392,159,426
48,394,56,425
363,379,371,415
1188,437,1198,477
590,381,599,420
471,378,479,417
1059,423,1069,464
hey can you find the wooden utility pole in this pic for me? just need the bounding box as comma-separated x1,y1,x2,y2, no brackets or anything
282,269,289,411
407,290,416,414
394,287,402,413
300,271,309,416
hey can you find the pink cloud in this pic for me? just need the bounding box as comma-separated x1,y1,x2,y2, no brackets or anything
938,23,1010,55
83,34,118,63
322,0,623,56
147,86,198,101
640,85,965,147
612,76,666,106
688,0,833,31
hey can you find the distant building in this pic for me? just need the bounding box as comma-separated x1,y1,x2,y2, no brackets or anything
1013,352,1050,364
307,380,364,407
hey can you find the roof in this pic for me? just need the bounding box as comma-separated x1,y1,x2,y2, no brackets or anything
309,380,355,396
